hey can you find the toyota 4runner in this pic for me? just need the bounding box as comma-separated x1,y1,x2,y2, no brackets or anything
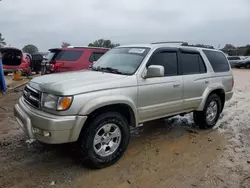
14,42,234,169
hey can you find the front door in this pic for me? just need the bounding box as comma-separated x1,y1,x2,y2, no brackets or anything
137,49,183,123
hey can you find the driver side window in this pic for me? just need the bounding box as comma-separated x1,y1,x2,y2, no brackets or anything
148,51,178,76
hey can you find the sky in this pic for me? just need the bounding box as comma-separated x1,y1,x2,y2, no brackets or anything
0,0,250,51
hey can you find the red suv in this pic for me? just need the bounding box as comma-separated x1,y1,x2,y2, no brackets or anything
1,47,32,76
41,46,109,74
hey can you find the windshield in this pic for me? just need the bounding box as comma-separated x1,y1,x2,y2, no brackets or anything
92,47,150,75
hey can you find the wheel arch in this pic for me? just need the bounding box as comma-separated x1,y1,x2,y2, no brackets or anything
197,86,225,112
78,96,138,128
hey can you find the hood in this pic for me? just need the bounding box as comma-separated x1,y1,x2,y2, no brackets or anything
29,70,134,95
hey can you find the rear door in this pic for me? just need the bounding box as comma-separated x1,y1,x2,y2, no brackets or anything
179,49,209,110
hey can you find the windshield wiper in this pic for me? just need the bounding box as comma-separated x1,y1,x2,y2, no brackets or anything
99,67,127,75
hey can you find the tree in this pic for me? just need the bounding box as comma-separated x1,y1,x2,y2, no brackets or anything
223,44,236,50
61,42,71,48
245,45,250,56
88,39,119,48
181,42,214,49
22,44,39,55
0,33,6,47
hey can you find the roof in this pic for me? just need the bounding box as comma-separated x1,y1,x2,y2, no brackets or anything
67,46,110,50
49,46,110,51
117,43,221,52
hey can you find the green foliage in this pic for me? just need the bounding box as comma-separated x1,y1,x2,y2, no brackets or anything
182,42,214,49
245,47,250,56
223,44,236,50
88,39,120,48
0,33,6,47
22,44,39,55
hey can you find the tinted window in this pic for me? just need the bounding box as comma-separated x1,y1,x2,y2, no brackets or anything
227,56,240,60
203,50,230,72
149,51,178,76
89,52,105,63
54,50,83,61
180,53,206,74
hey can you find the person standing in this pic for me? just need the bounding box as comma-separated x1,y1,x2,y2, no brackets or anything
0,52,7,92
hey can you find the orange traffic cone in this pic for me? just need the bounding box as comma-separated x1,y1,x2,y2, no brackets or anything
13,70,22,81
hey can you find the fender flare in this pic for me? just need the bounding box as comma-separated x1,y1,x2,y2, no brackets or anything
78,95,138,126
197,84,225,111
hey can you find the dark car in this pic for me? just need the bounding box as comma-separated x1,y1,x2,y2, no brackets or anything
235,57,250,68
41,46,109,75
227,56,244,67
31,53,44,74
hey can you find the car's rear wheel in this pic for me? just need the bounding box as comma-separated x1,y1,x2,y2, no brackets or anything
193,94,222,129
77,112,130,169
245,64,250,69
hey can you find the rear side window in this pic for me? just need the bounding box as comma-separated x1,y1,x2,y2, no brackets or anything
180,53,206,75
148,51,178,76
203,50,230,72
54,50,83,61
89,52,105,63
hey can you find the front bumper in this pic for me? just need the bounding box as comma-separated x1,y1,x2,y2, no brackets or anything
14,97,87,144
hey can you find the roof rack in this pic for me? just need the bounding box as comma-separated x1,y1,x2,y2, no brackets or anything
67,46,110,50
150,41,187,45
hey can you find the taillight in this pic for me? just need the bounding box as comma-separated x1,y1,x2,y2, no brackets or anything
49,64,55,71
55,62,64,68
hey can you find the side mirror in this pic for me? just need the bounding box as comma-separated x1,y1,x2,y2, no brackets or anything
145,65,164,78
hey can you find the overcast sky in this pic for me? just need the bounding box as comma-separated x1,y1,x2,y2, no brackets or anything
0,0,250,51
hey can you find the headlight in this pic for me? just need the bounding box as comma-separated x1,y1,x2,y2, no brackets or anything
42,93,73,111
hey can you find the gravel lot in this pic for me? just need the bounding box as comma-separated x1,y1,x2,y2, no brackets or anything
0,69,249,188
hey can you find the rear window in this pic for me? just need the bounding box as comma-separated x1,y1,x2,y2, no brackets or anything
47,50,83,61
203,50,230,72
89,52,105,63
227,56,240,60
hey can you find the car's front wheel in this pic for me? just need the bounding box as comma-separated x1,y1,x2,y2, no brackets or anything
77,112,130,169
193,94,222,129
245,64,250,69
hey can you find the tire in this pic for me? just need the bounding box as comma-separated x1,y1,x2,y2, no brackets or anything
245,64,250,69
77,112,130,169
193,94,222,129
25,67,32,76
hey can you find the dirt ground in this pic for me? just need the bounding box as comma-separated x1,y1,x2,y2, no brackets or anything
0,69,250,188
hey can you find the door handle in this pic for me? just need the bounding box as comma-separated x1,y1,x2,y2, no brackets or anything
173,84,181,88
205,80,209,84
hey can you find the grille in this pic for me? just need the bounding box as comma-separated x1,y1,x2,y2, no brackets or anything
23,86,41,109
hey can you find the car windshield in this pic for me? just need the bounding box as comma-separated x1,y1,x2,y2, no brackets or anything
92,47,150,75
